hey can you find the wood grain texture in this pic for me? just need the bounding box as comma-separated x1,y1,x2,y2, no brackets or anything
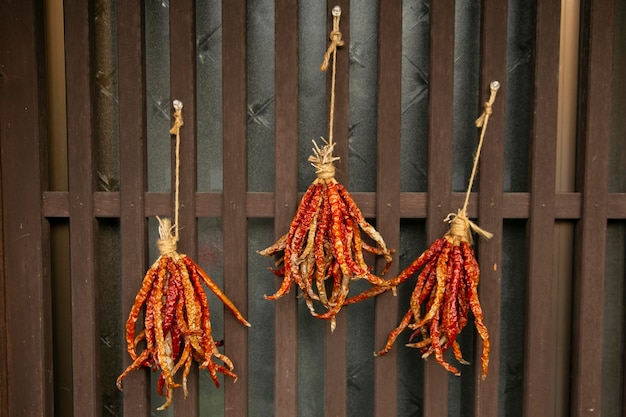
169,0,199,413
475,0,508,415
374,1,402,416
571,0,614,415
324,2,349,416
222,1,249,416
274,0,299,415
64,0,101,415
424,0,455,414
0,1,53,416
117,0,150,414
523,2,561,416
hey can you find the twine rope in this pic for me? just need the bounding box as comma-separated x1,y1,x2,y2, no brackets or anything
169,100,184,242
320,6,343,147
447,81,500,243
461,81,500,214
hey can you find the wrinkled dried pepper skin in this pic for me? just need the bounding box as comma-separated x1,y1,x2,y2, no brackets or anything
461,240,489,379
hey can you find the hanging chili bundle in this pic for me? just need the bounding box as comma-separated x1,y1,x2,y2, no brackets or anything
361,82,500,379
259,6,394,331
116,101,250,410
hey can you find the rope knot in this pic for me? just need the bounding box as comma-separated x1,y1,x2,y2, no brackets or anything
308,138,339,180
329,30,344,46
444,209,493,245
169,101,184,135
157,217,179,256
320,10,344,72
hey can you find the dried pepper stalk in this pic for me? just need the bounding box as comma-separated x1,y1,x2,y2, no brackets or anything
358,81,500,379
117,101,250,410
259,6,394,330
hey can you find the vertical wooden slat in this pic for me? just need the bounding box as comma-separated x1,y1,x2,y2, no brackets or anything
169,0,199,414
171,0,200,412
0,157,6,417
118,1,150,414
424,0,455,414
64,0,100,415
522,2,560,416
324,2,349,416
571,0,614,415
0,2,53,416
475,0,507,415
274,0,299,415
373,1,402,416
222,2,248,416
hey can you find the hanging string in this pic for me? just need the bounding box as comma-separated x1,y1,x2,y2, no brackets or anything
320,5,344,147
168,99,184,242
461,81,500,214
446,81,500,243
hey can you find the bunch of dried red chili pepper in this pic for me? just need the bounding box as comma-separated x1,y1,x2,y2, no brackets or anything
349,81,500,379
259,6,395,330
117,218,250,410
373,211,491,378
117,101,250,410
259,139,394,330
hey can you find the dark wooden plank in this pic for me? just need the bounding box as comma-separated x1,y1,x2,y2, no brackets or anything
0,154,6,417
0,2,52,415
94,192,121,217
424,0,455,414
607,193,626,219
475,1,507,415
169,2,199,414
43,191,604,221
274,0,299,415
117,1,150,414
63,0,101,415
522,2,561,416
222,2,249,416
571,0,614,415
324,2,349,416
373,1,402,416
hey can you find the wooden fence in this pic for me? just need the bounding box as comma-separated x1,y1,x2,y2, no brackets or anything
1,0,625,416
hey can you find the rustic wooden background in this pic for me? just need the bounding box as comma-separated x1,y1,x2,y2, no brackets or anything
1,0,625,416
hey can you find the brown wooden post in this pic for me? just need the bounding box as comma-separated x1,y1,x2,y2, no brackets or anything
374,1,402,416
118,0,150,414
274,0,299,415
0,2,53,416
424,0,455,414
571,0,614,415
169,0,199,414
474,1,508,416
323,2,350,416
222,1,249,416
523,1,561,416
64,0,101,415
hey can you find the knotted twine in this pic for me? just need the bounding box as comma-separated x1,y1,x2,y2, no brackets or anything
445,81,500,245
156,99,184,253
309,5,344,167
